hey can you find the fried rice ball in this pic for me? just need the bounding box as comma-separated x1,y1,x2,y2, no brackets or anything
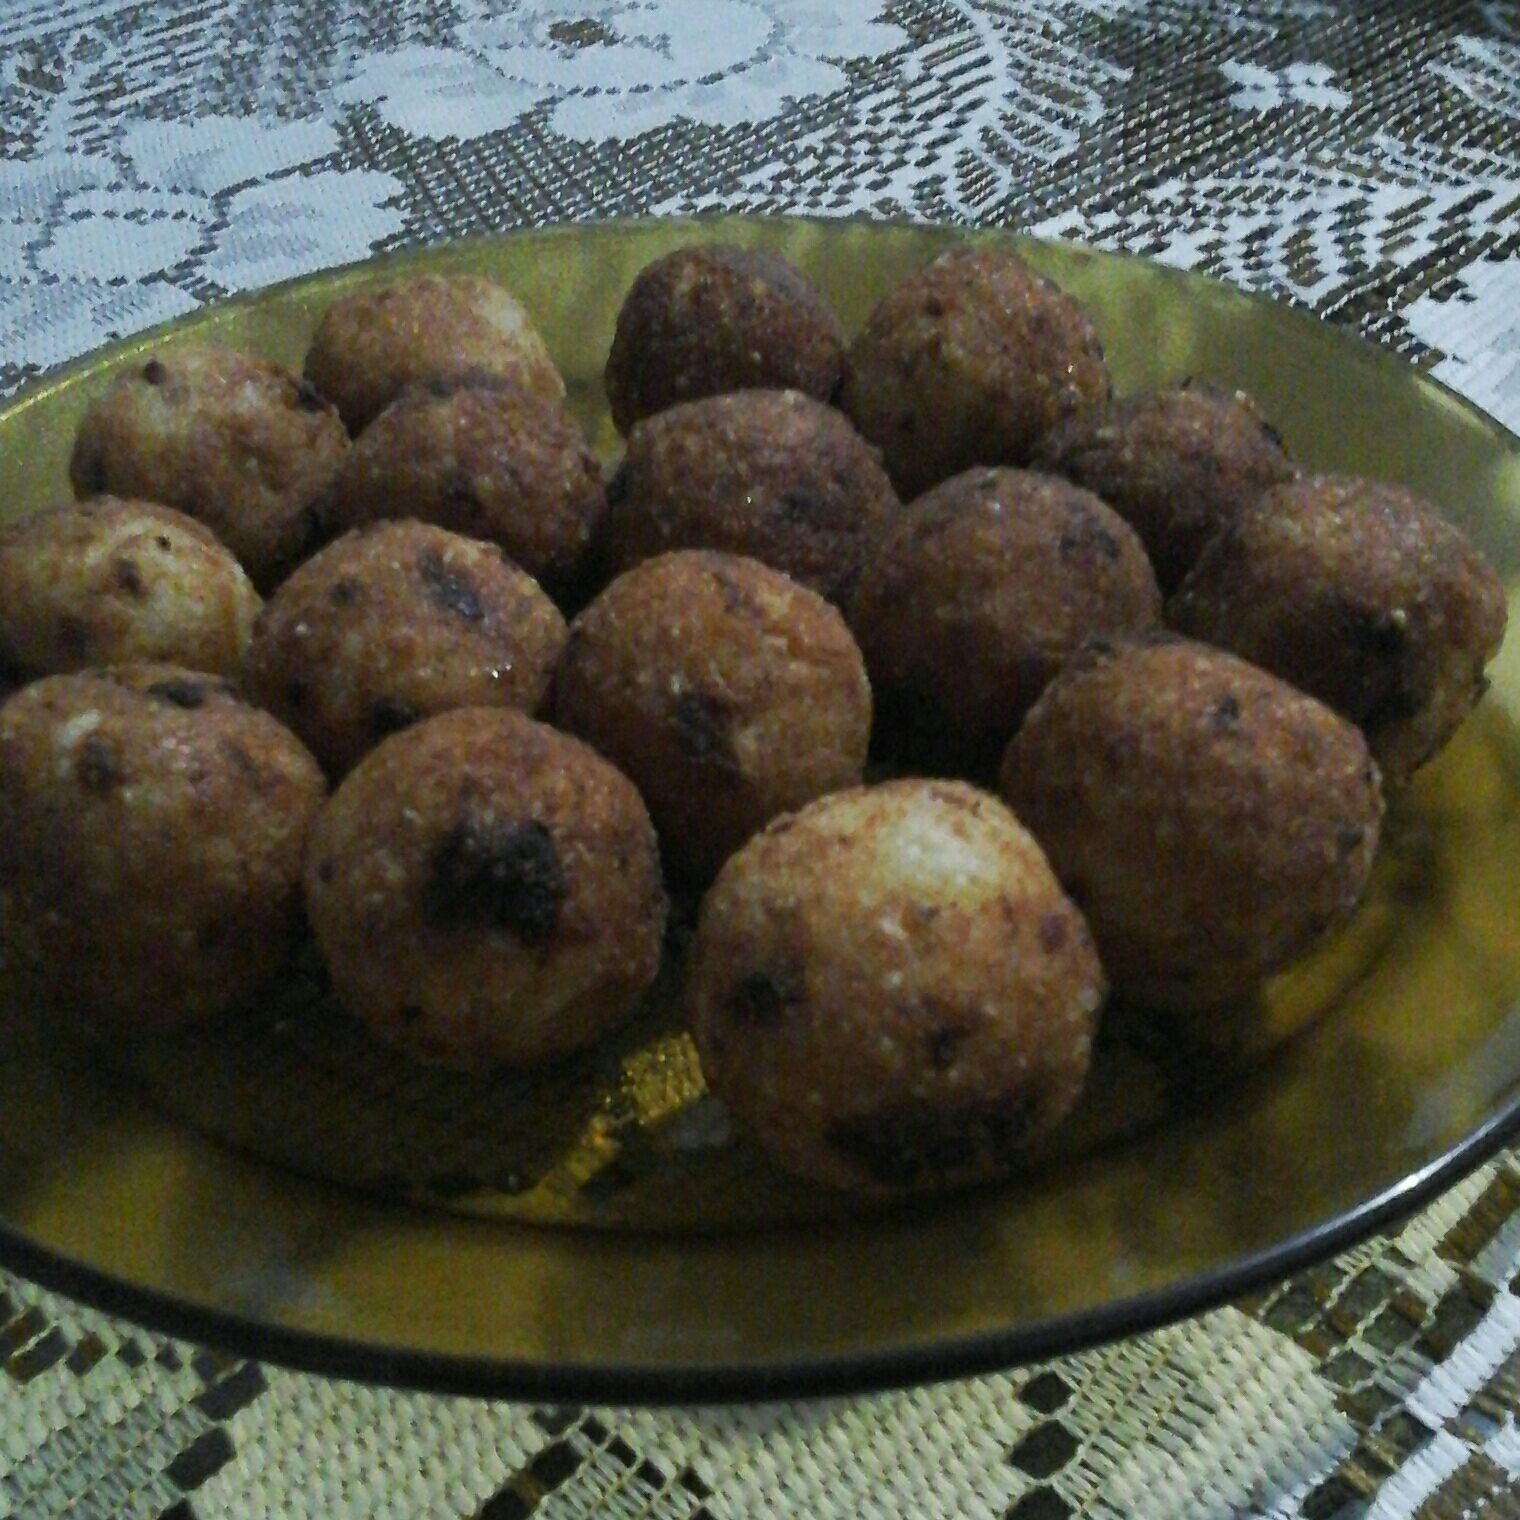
304,707,667,1068
242,521,566,776
604,243,844,434
999,636,1384,1011
851,467,1161,768
324,378,606,602
303,273,565,434
602,389,899,605
686,779,1104,1193
555,550,871,883
1167,474,1508,788
0,497,259,681
0,665,324,1027
839,244,1111,499
69,343,349,588
1033,382,1295,593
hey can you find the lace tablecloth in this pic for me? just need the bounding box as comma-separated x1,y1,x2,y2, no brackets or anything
3,2,1520,1517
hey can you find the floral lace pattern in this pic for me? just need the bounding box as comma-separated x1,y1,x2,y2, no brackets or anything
1,6,1520,1520
1,0,1517,432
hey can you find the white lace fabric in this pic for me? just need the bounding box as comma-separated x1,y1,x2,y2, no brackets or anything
2,3,1520,1518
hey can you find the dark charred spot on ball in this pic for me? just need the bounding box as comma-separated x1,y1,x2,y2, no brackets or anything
1338,603,1421,730
711,570,763,622
727,964,803,1026
293,378,329,413
927,1025,970,1069
1209,694,1241,734
141,359,167,386
1058,512,1120,561
155,534,172,551
1343,604,1409,661
1337,824,1366,858
371,696,421,737
673,688,739,772
222,739,268,790
1038,912,1069,952
424,816,567,944
76,735,123,793
777,487,823,524
146,678,207,709
328,578,359,607
417,550,485,621
112,557,145,597
829,1095,1037,1189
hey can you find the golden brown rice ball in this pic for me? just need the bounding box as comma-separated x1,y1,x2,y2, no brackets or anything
686,779,1103,1193
0,497,259,681
1033,382,1295,593
242,520,566,776
303,273,564,434
851,467,1161,769
0,665,324,1028
1167,474,1508,788
840,244,1111,499
604,243,844,434
555,550,872,884
602,389,899,605
69,343,349,588
304,707,667,1068
999,636,1384,1011
324,378,606,603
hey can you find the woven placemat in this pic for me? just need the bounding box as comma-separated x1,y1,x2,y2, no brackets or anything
3,2,1520,1515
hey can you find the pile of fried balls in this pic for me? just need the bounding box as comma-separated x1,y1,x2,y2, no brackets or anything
0,239,1506,1195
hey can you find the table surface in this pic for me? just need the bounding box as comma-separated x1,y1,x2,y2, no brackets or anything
3,2,1520,1517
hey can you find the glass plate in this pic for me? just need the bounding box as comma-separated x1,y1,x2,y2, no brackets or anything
1,214,1518,1402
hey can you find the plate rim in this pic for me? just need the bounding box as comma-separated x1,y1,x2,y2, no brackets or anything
3,1093,1517,1403
3,211,1520,1403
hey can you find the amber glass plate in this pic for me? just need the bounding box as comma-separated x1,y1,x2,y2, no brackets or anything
2,215,1519,1402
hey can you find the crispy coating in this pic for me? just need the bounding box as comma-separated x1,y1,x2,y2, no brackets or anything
605,243,844,434
840,245,1111,499
304,274,564,434
1034,382,1295,593
324,379,606,602
851,467,1161,766
69,344,349,588
1167,474,1508,787
304,708,667,1068
0,665,324,1027
602,389,899,605
0,497,259,681
999,637,1384,1010
555,550,871,883
242,521,566,775
686,779,1103,1193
